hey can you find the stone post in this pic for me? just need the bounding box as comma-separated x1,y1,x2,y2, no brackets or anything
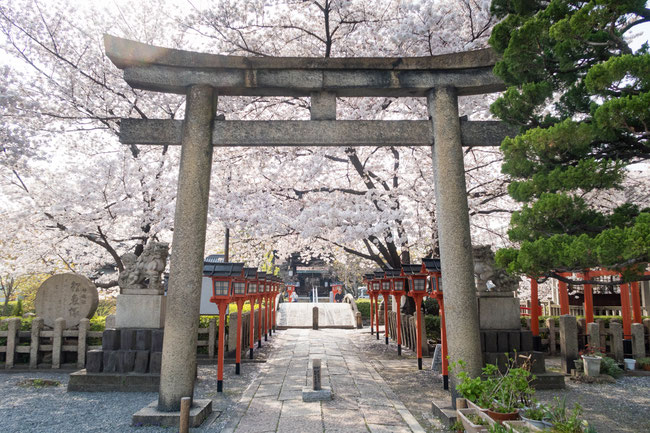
5,318,21,369
29,317,43,369
312,358,322,390
559,315,578,374
158,85,216,412
420,312,429,356
643,318,650,350
77,318,90,368
313,306,319,330
427,87,482,389
208,318,216,359
52,317,66,369
608,322,624,362
586,322,600,352
630,323,645,359
546,318,557,355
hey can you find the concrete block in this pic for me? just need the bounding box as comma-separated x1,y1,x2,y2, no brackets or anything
484,331,498,353
132,399,212,427
86,350,103,373
527,351,546,374
609,322,624,362
520,330,533,352
134,350,150,374
631,323,645,359
151,329,164,352
115,294,166,329
149,351,162,374
480,332,486,352
102,329,121,351
136,329,152,351
302,386,332,402
120,329,136,350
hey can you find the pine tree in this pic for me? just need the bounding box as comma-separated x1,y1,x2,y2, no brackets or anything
490,0,650,281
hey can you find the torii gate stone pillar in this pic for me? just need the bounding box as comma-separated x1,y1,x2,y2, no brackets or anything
428,87,482,395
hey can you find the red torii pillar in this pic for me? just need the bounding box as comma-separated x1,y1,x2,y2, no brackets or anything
582,269,594,324
529,278,540,336
631,281,643,324
558,274,570,315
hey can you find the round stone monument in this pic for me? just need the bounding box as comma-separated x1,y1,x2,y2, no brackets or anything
35,274,99,328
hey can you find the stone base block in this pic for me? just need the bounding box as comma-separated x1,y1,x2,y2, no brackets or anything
431,398,456,428
67,369,160,392
116,294,166,329
530,372,566,390
302,386,332,402
132,399,212,427
478,296,521,330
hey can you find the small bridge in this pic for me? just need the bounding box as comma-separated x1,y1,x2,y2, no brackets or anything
276,302,357,329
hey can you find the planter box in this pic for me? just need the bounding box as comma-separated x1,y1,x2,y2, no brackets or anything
503,420,543,432
457,408,494,433
582,356,602,377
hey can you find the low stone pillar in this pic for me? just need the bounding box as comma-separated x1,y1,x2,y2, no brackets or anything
643,318,650,349
608,322,624,362
29,317,44,369
559,315,578,374
208,318,216,359
586,322,600,351
631,323,645,359
546,318,557,355
77,318,90,368
5,318,21,369
52,317,66,369
313,306,319,330
312,358,322,390
226,310,237,357
355,312,362,329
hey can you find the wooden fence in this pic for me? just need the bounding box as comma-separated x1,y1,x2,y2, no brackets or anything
0,306,270,369
386,311,430,356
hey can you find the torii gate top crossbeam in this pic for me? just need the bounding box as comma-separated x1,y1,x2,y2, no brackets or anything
104,35,504,97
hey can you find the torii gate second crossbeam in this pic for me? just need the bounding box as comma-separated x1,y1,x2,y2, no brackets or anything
104,34,514,414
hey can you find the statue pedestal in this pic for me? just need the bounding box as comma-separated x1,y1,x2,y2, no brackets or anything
115,294,166,329
477,291,521,330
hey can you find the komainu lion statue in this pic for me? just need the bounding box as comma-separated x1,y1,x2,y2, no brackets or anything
118,242,169,293
473,245,519,292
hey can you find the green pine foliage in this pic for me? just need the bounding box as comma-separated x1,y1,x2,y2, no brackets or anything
490,0,650,279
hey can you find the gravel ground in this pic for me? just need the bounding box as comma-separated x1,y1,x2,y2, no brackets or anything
0,337,278,433
2,329,649,433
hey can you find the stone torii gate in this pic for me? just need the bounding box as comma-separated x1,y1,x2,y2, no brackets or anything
104,35,515,413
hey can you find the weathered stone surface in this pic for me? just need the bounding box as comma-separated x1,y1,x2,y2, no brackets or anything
115,294,166,329
508,331,521,352
86,350,103,373
158,85,216,412
609,322,624,362
105,35,503,97
497,331,509,353
119,350,137,373
484,331,498,353
120,329,136,350
559,315,578,374
478,295,521,330
428,87,483,397
103,351,119,373
134,350,150,373
132,399,212,427
102,329,121,351
520,330,533,352
631,323,645,359
136,329,152,351
34,274,99,328
120,118,515,148
151,329,164,352
150,351,162,374
302,386,332,402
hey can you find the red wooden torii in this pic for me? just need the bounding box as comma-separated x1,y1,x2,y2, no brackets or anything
529,268,649,340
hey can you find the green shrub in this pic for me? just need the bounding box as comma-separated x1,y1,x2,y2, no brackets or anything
600,356,623,378
12,299,23,317
425,314,440,341
423,298,439,315
355,298,371,319
95,298,116,316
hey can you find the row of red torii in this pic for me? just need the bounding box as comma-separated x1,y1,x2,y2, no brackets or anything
529,268,650,341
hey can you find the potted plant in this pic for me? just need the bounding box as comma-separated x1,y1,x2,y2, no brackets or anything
457,408,495,433
637,357,650,371
545,397,596,433
519,403,552,429
452,358,536,423
579,345,604,377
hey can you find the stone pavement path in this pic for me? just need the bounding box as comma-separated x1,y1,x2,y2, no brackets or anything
276,303,356,328
224,328,425,433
